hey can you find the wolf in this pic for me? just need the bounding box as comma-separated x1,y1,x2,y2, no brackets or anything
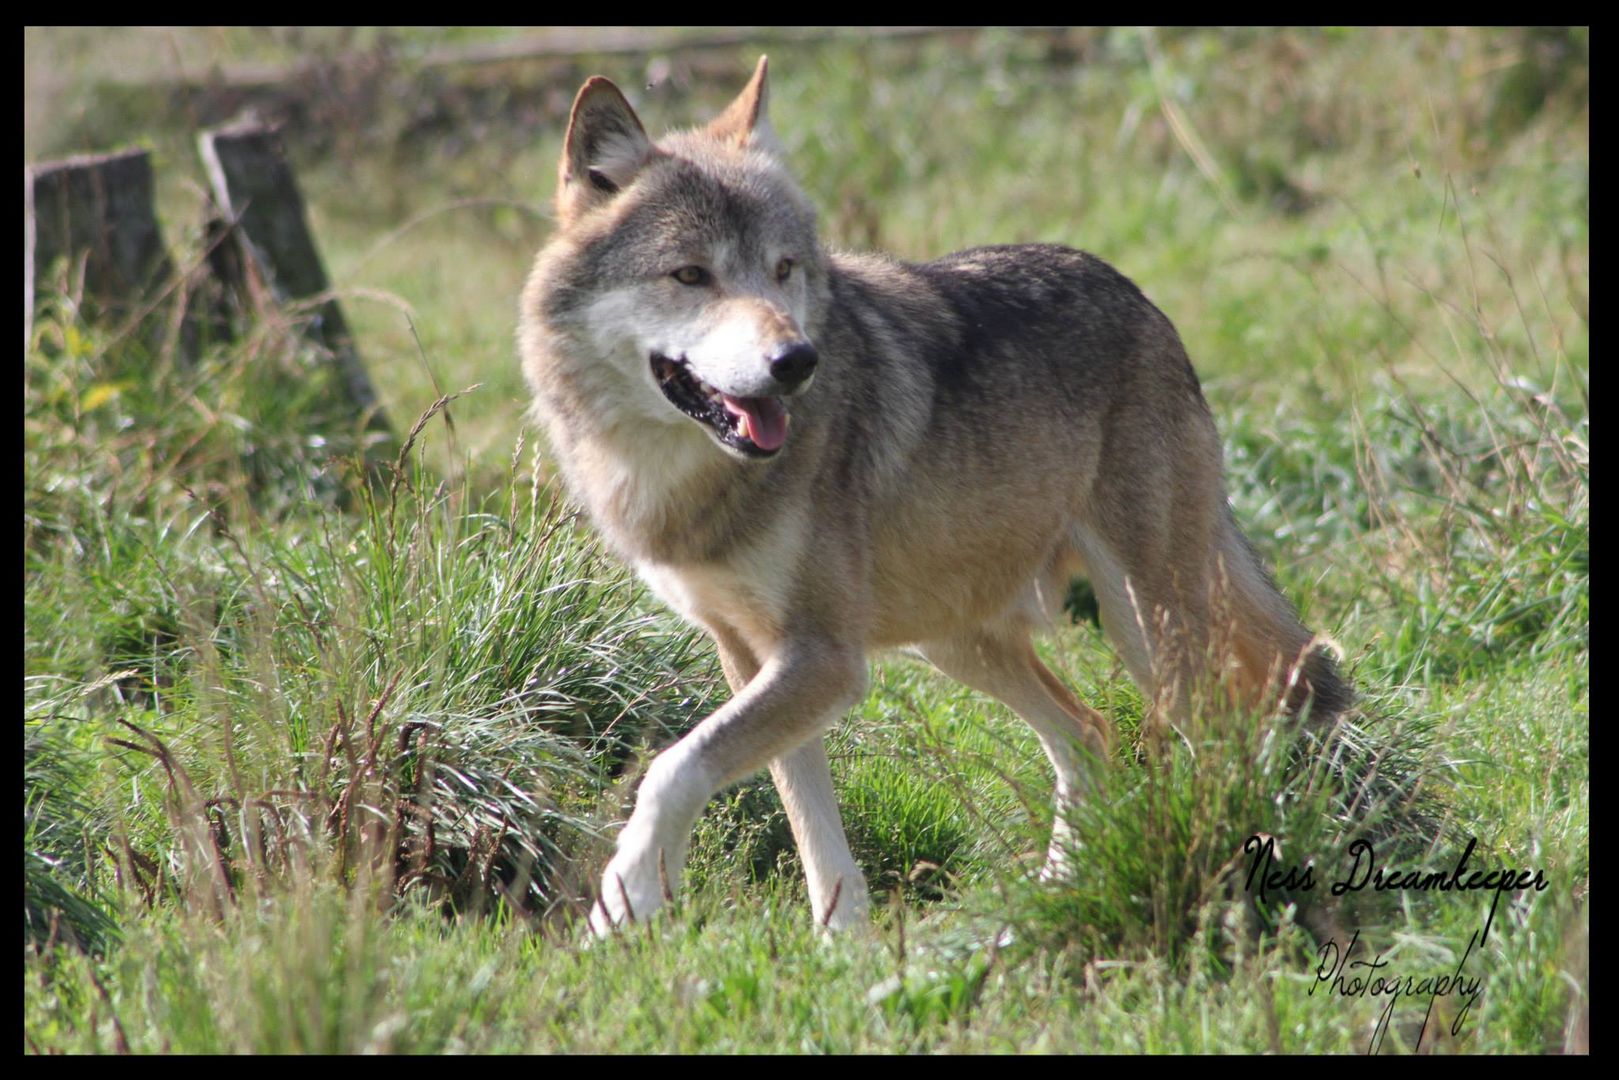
519,56,1350,934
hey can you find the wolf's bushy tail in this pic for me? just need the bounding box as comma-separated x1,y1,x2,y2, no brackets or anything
1216,510,1352,727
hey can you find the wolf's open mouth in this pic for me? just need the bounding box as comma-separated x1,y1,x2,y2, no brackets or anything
651,354,788,457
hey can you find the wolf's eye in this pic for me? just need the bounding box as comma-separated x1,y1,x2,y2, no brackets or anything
672,266,712,286
775,258,795,283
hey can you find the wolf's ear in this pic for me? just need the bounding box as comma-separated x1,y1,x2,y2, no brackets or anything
558,77,655,224
706,55,780,152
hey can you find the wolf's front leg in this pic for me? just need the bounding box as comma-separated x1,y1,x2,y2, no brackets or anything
769,736,869,931
590,639,869,934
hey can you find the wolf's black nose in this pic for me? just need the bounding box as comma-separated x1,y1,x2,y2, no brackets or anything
769,343,818,387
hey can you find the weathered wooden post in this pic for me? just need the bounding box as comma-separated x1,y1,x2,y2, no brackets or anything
198,122,394,453
25,149,178,354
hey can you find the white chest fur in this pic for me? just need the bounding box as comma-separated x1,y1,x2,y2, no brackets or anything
633,504,808,649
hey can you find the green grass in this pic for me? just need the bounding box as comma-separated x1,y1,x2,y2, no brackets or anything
25,27,1586,1053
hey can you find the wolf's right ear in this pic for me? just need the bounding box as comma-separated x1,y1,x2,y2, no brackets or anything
557,77,655,224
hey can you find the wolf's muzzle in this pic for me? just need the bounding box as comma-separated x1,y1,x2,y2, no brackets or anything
769,342,818,389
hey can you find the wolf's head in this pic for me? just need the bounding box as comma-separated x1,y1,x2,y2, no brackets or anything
529,57,826,461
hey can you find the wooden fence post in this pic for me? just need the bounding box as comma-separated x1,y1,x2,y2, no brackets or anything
198,122,393,450
25,149,178,354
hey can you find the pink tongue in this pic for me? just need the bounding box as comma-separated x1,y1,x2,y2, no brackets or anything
721,395,788,451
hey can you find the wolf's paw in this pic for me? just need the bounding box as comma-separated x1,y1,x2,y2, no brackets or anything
817,896,873,936
810,870,873,935
588,833,680,935
1036,816,1087,880
1039,825,1081,884
1038,857,1074,885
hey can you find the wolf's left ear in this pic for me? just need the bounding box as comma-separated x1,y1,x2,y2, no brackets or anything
706,55,781,153
558,76,656,224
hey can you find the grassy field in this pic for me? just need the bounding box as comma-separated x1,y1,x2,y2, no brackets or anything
24,27,1587,1053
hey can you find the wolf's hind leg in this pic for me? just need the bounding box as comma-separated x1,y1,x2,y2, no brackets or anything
1070,516,1212,731
920,627,1112,881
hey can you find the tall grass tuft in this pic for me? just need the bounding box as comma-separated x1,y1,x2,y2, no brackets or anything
25,286,725,938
